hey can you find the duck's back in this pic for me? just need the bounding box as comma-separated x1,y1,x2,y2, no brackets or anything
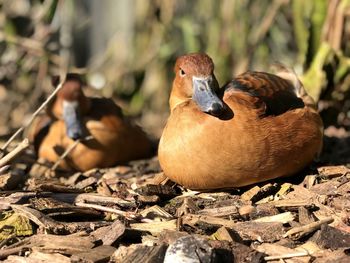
159,71,323,189
224,71,311,117
222,71,322,183
84,98,153,162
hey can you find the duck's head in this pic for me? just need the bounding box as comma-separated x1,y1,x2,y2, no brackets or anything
170,53,225,117
49,73,90,140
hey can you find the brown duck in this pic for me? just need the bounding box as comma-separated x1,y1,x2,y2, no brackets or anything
158,53,323,190
31,74,153,171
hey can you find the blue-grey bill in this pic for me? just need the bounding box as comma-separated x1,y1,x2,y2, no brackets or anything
192,76,224,116
63,100,84,140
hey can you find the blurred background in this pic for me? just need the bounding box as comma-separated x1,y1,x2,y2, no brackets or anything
0,0,349,163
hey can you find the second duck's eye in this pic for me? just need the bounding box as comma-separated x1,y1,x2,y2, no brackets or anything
179,69,186,77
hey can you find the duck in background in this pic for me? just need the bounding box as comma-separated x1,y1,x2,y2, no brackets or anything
30,73,153,171
158,53,323,190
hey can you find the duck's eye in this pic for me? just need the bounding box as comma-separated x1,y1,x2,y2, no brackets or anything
179,69,186,77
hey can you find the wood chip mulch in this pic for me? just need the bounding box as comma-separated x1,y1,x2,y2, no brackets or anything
0,146,350,263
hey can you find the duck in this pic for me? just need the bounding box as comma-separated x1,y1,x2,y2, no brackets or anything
158,53,323,190
30,73,153,171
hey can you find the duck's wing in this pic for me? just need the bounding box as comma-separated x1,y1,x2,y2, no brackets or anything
87,98,129,131
88,98,152,141
87,98,153,158
26,113,53,152
223,69,314,117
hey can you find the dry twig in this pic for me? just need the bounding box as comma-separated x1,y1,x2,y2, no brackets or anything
0,139,29,167
50,135,94,171
264,250,310,261
283,217,334,238
75,202,138,219
1,80,66,153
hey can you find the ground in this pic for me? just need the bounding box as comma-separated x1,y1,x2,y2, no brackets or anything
0,125,349,262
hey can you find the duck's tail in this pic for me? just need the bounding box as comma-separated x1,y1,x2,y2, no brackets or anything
271,63,317,110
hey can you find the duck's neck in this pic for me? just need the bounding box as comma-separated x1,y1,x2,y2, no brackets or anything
169,83,190,112
169,95,189,112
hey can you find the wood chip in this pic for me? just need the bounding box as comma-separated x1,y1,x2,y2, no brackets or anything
130,220,177,235
212,239,263,263
91,220,125,245
158,230,190,245
96,181,113,196
71,245,116,263
283,217,334,239
0,193,35,210
317,165,350,179
11,204,109,234
75,193,136,208
337,181,350,195
256,243,311,263
310,180,343,196
253,212,295,224
249,204,279,219
29,197,102,219
211,226,242,243
297,241,322,255
175,197,199,217
311,248,350,263
231,221,284,242
0,234,94,259
197,205,239,218
136,194,160,204
275,183,293,198
330,196,350,211
75,177,98,189
0,171,23,190
140,205,173,219
311,224,350,249
151,172,170,185
241,183,278,203
300,175,317,189
269,199,316,211
60,172,84,186
298,206,316,225
28,251,71,263
241,186,261,201
182,214,236,229
238,204,256,218
135,184,177,199
111,244,167,263
26,182,82,193
75,202,137,219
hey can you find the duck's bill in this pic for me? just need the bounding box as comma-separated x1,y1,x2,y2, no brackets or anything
192,76,225,116
63,100,84,140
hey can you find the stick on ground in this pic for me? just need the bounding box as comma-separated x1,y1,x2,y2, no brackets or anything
0,139,29,167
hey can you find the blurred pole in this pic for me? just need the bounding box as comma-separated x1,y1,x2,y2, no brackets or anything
88,0,134,62
59,0,73,76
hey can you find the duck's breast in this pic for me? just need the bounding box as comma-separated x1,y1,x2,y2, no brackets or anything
159,101,260,188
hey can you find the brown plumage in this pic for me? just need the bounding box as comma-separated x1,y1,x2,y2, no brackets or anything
31,74,153,171
158,53,323,190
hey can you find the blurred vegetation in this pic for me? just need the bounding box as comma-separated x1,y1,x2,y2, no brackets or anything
0,0,350,138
